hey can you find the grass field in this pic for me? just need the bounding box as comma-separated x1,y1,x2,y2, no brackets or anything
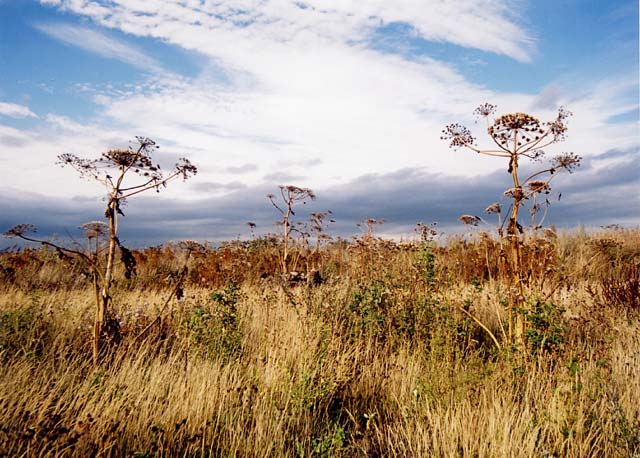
1,228,638,457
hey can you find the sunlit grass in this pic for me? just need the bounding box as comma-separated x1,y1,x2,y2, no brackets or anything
1,229,638,456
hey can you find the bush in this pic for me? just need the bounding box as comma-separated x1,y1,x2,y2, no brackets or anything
180,282,244,361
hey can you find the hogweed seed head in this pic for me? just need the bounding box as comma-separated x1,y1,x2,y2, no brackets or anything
488,113,542,149
176,157,198,180
548,107,572,141
504,187,525,200
459,214,481,226
441,123,475,149
474,103,497,118
484,202,501,214
527,180,551,194
551,152,581,173
80,221,108,239
4,223,36,237
178,240,206,253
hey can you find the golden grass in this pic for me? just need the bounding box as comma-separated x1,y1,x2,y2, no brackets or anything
1,230,639,457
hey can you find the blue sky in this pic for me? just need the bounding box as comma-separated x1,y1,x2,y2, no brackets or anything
0,0,638,245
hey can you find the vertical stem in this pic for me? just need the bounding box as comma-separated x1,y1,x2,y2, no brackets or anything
507,129,524,344
531,194,540,240
507,136,525,347
283,200,291,275
94,197,118,365
92,239,101,366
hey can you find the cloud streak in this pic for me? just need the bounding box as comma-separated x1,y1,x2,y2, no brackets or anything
0,102,38,119
41,0,535,62
34,22,166,74
28,0,635,192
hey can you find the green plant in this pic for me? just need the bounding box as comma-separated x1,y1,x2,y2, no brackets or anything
523,300,565,354
0,306,51,359
181,282,243,361
348,282,389,339
415,222,439,287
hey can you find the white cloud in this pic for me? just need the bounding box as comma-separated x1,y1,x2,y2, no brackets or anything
6,0,636,206
34,22,166,74
44,0,535,61
0,102,38,119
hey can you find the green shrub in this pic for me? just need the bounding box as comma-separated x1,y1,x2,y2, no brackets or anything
0,304,53,359
180,282,243,361
524,300,565,354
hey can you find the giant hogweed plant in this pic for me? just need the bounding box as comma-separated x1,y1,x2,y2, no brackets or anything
442,104,581,347
268,185,316,276
4,137,197,365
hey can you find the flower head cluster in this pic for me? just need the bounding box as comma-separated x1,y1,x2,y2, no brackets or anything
80,221,108,239
178,240,206,253
489,113,543,149
415,221,438,242
547,107,572,141
473,103,497,118
281,185,316,202
3,223,36,237
57,154,99,180
526,180,551,194
484,202,501,214
459,214,481,226
551,152,581,173
504,187,525,200
58,137,197,192
441,123,475,149
176,158,198,180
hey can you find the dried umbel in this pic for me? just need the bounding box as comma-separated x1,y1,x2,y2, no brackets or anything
358,218,386,240
474,103,497,118
484,202,501,214
3,224,36,237
80,221,108,239
441,123,475,149
526,180,551,194
283,185,315,202
489,113,543,148
548,107,572,141
309,210,335,247
503,187,525,200
178,240,207,254
58,137,197,194
441,103,582,348
459,214,481,226
415,222,439,242
551,152,581,173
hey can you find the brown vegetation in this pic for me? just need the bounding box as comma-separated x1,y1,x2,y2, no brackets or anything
1,227,638,457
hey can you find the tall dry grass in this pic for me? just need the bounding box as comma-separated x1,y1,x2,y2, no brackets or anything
1,228,638,456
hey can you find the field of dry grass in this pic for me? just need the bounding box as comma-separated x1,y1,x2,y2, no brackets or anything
1,228,639,457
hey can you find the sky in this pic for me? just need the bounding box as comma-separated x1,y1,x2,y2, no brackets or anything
0,0,638,247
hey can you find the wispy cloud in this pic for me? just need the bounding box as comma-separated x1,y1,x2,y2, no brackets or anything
34,22,166,74
0,0,635,243
4,1,637,204
40,0,535,62
0,102,38,119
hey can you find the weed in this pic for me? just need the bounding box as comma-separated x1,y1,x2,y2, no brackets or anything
524,300,566,355
181,282,243,361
